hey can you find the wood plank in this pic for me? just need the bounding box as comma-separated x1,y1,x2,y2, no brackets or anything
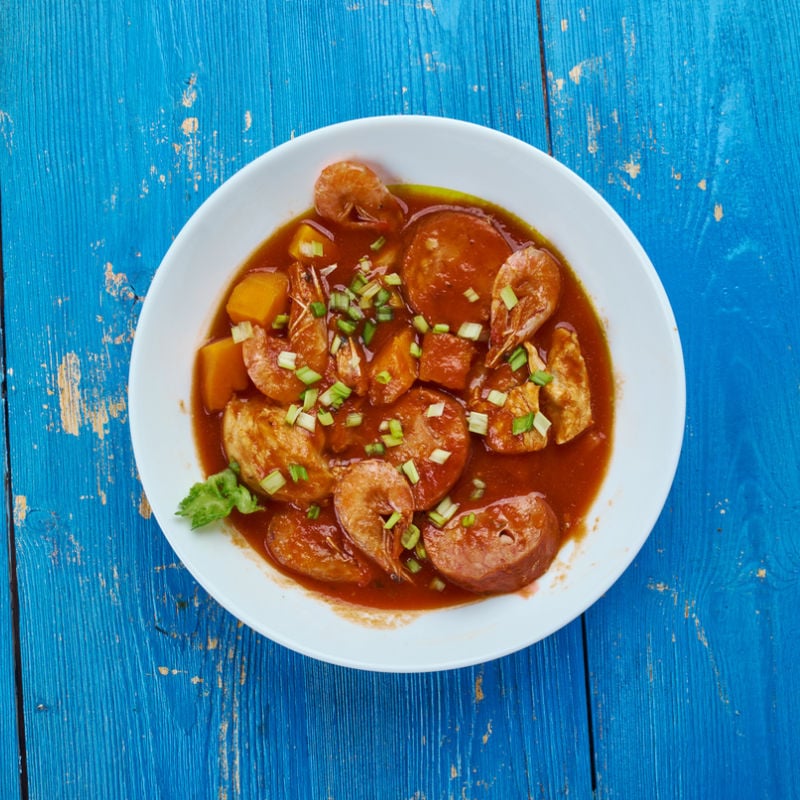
540,0,800,796
0,0,596,796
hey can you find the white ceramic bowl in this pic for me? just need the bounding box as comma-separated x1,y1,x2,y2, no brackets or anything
129,115,685,672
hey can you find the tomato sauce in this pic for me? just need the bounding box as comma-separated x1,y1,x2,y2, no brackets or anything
191,183,614,611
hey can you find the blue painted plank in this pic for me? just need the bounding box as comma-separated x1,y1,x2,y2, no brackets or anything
540,0,800,797
0,0,596,797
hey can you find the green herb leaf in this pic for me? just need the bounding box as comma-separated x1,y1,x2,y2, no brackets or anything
176,464,263,530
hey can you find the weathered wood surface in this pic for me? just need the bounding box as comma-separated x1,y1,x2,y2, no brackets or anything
0,0,798,798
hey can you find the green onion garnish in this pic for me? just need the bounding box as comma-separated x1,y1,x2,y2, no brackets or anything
277,350,298,371
457,322,482,341
375,287,392,307
271,313,290,329
337,318,358,336
388,418,403,439
401,459,420,485
330,336,343,356
406,558,422,574
432,323,450,334
317,409,334,426
429,448,451,465
468,411,489,435
364,442,386,457
296,411,317,432
370,236,386,251
463,287,480,303
500,285,519,310
427,511,447,527
384,272,402,286
350,272,368,293
310,301,327,318
412,315,430,334
329,291,350,313
375,370,392,385
512,412,534,435
381,433,403,448
307,504,321,520
383,510,402,529
470,477,486,500
409,341,422,358
230,320,254,343
425,402,444,418
319,381,352,407
429,577,446,591
301,387,318,411
362,319,377,346
345,412,363,427
507,346,527,371
487,389,507,407
530,370,554,386
288,464,308,483
401,524,421,549
460,512,476,527
375,305,394,322
295,365,323,385
533,411,552,436
260,469,286,495
285,404,301,425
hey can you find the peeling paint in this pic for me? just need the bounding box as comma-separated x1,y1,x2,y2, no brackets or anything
481,720,493,744
475,673,484,702
182,74,198,107
621,155,641,179
139,492,152,519
57,352,82,436
714,203,724,221
586,106,600,155
181,117,199,135
697,178,707,191
13,495,27,526
243,110,252,132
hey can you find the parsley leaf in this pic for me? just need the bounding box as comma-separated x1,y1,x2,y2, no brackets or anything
176,462,263,529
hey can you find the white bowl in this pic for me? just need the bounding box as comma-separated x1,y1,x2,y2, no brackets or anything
129,115,685,672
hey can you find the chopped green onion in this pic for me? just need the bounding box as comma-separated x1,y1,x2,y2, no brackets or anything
259,469,286,496
463,287,480,303
533,411,552,436
288,464,309,483
310,301,327,318
433,496,459,523
383,510,402,530
406,558,423,574
460,512,476,527
329,291,350,313
296,411,317,432
530,370,554,386
230,320,254,343
468,411,489,435
319,381,352,407
271,313,290,329
429,577,446,591
457,322,482,341
427,511,447,527
432,323,450,334
375,370,392,385
359,279,382,300
306,504,321,520
401,459,420,485
350,272,368,293
362,319,377,346
508,346,528,371
425,402,444,418
295,365,323,385
388,418,404,440
375,287,392,306
319,263,338,277
300,240,324,257
384,272,402,286
347,304,365,322
412,315,430,334
409,341,422,358
364,442,386,457
370,236,387,251
512,412,534,435
429,448,451,465
381,433,403,448
317,409,334,426
414,542,427,560
470,477,486,500
329,335,344,355
500,285,519,310
277,350,298,371
345,412,363,427
285,404,301,425
487,389,507,407
375,305,394,322
401,524,421,549
337,318,358,336
301,387,318,411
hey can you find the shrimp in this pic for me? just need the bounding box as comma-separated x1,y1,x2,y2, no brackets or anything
242,324,306,404
486,246,561,368
333,459,415,581
314,160,404,232
222,396,334,505
542,326,593,443
288,262,329,374
468,343,548,454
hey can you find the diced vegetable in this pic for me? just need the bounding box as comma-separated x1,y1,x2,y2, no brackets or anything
468,411,489,435
401,459,420,484
230,320,254,343
401,524,421,549
226,271,289,328
198,337,249,412
499,284,519,310
368,327,418,406
429,448,451,464
507,346,528,371
288,464,309,482
288,222,331,261
530,369,554,386
260,469,287,496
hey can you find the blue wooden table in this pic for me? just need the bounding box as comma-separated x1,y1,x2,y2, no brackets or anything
2,1,798,797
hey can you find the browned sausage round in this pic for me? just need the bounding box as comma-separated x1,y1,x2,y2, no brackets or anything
401,210,511,330
267,505,375,586
422,492,560,593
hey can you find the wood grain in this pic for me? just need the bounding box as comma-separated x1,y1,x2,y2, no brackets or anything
541,0,800,796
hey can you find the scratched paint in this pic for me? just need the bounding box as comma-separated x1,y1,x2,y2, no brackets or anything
57,352,82,436
13,495,28,526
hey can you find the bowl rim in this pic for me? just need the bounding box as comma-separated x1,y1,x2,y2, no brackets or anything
129,114,686,672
